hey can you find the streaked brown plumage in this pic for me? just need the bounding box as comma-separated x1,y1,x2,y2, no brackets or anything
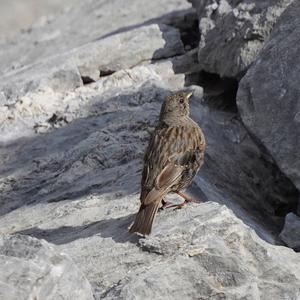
129,91,206,235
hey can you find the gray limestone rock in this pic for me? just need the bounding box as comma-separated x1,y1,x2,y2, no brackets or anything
0,23,184,103
0,0,191,74
237,1,300,192
0,0,80,37
0,62,298,298
279,213,300,250
0,234,94,300
116,203,300,300
0,0,300,299
8,203,300,300
191,0,294,78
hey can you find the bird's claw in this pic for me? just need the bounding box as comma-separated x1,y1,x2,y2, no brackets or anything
159,200,173,211
164,201,188,210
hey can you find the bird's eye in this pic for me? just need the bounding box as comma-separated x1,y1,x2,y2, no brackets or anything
179,99,184,104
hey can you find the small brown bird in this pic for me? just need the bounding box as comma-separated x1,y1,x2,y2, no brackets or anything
129,91,206,235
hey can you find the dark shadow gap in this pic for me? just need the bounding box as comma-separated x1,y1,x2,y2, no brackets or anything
176,10,200,51
100,69,115,77
81,76,96,84
81,69,115,85
243,125,299,219
186,70,239,112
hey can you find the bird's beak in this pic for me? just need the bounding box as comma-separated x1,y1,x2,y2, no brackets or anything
186,92,193,101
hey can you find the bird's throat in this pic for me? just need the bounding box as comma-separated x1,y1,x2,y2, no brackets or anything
160,114,191,126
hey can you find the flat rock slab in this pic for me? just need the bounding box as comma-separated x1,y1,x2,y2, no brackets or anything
9,202,300,300
121,202,300,300
0,0,190,74
0,23,184,103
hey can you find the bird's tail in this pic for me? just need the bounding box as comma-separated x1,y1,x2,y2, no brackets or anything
129,201,161,235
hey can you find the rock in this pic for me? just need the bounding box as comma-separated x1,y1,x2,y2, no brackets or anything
0,0,191,75
13,203,300,300
0,23,184,103
191,0,294,78
1,0,300,299
78,64,100,83
0,234,93,300
0,62,296,235
237,1,300,193
279,213,300,250
121,203,300,300
0,0,79,37
0,22,185,135
0,61,298,298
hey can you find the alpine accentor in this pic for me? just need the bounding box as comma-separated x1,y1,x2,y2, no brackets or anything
129,91,206,235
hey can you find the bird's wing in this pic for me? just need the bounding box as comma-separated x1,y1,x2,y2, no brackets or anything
143,164,184,205
140,126,183,201
141,125,205,204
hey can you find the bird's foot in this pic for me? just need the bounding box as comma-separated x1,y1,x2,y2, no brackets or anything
159,199,173,211
163,199,193,210
176,191,201,204
163,192,202,210
165,200,189,210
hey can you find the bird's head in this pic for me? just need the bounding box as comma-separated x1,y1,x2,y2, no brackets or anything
160,91,193,119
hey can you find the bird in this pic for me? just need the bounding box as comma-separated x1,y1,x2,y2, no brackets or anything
129,91,206,235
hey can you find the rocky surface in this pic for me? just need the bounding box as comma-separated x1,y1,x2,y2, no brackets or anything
237,1,300,192
0,234,93,300
0,23,184,122
191,0,294,78
0,0,300,299
279,213,300,251
0,0,191,76
0,0,79,37
111,202,300,300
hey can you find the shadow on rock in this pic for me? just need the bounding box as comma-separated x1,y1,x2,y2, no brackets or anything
97,8,194,40
0,85,171,217
17,214,140,245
